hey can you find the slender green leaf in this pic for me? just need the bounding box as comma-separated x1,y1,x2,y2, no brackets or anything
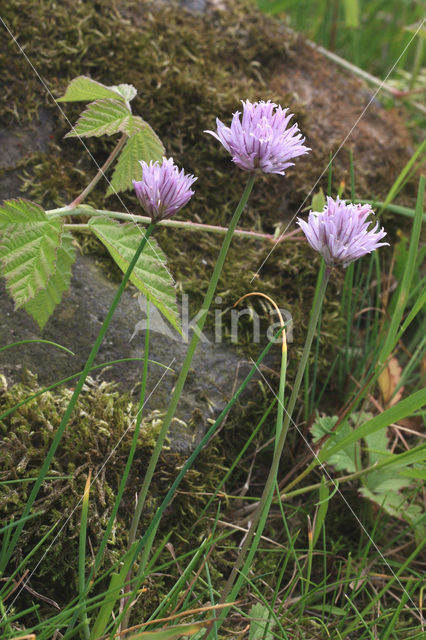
318,388,426,464
24,232,76,329
0,199,63,309
78,470,92,640
125,624,210,640
312,475,329,548
88,217,181,333
399,467,426,480
342,0,359,28
378,141,426,215
57,75,131,102
378,176,424,366
88,572,123,640
106,124,165,196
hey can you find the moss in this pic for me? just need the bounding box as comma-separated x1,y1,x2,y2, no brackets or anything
0,370,231,618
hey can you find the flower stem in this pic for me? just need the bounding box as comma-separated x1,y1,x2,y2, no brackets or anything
0,222,156,574
68,134,127,208
203,264,331,638
126,173,256,552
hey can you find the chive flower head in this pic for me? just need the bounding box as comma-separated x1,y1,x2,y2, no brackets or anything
297,196,388,267
205,99,310,175
133,157,197,222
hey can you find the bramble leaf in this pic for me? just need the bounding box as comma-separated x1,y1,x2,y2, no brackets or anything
360,486,423,530
106,124,165,196
249,603,275,640
57,76,134,103
312,409,426,538
0,199,63,310
65,100,133,138
88,217,181,333
24,232,76,329
111,83,137,102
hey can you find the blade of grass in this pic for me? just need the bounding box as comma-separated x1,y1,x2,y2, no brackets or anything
341,535,426,638
0,339,74,356
79,470,92,640
378,176,424,367
377,140,426,216
106,325,285,636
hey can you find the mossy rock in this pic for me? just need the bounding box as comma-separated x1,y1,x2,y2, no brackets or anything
0,0,409,382
0,371,229,621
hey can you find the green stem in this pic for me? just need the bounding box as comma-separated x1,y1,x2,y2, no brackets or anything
126,173,256,550
204,265,331,638
119,302,151,631
108,325,285,638
100,174,255,634
409,35,424,91
0,222,156,575
93,303,151,578
127,299,150,547
79,471,91,640
68,134,127,208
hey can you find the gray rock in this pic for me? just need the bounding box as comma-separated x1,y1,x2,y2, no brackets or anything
0,251,254,452
0,104,255,455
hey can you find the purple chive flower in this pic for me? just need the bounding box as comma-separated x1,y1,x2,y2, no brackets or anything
133,157,197,223
297,196,388,267
205,99,310,175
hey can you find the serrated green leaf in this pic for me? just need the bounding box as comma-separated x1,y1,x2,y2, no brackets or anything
65,100,132,138
119,115,146,136
57,76,129,102
111,83,137,102
24,232,76,330
88,217,180,333
106,124,165,196
360,486,423,526
249,603,275,640
311,415,357,473
0,199,62,309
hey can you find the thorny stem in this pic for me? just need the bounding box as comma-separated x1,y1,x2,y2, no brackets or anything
48,204,302,242
68,133,127,208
